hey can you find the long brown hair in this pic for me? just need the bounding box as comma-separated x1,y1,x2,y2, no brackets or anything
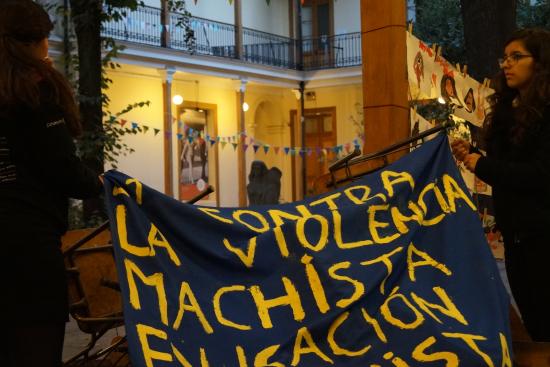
0,0,82,136
486,28,550,146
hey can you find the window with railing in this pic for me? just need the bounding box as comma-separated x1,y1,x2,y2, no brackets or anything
101,4,361,71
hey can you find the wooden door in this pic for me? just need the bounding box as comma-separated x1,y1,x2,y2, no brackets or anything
304,108,336,196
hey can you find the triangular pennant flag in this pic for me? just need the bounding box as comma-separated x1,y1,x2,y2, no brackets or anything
165,131,172,138
283,147,290,155
316,147,322,156
153,128,160,136
263,145,269,154
274,146,280,155
243,144,249,152
228,0,233,4
177,134,183,140
131,122,138,129
210,139,216,147
232,143,238,150
187,137,193,143
253,145,260,153
299,149,305,157
216,136,221,142
307,148,313,156
221,141,227,149
120,119,128,127
143,126,150,134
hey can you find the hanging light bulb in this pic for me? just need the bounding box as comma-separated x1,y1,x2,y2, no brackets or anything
173,94,184,105
242,102,249,112
437,96,446,105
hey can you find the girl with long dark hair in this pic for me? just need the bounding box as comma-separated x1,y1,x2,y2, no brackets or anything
452,28,550,341
0,1,103,365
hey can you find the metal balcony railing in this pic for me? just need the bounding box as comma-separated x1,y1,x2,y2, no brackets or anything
170,14,236,58
101,4,361,71
242,27,298,69
302,32,362,70
102,5,162,46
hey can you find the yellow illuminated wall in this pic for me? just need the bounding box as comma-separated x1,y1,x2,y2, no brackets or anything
105,65,363,206
104,67,165,192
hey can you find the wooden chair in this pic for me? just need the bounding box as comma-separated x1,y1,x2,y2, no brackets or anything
62,222,127,366
61,185,215,366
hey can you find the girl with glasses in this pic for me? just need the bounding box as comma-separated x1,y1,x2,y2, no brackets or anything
452,28,550,342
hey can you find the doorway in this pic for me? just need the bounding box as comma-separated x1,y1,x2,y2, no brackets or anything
301,0,334,68
291,106,337,198
176,102,219,206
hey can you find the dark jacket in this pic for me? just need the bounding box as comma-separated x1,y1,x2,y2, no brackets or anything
0,84,102,243
474,106,550,235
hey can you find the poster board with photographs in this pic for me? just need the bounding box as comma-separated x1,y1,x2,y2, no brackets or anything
407,32,503,259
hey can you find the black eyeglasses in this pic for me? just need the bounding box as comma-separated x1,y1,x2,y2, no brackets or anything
498,53,533,67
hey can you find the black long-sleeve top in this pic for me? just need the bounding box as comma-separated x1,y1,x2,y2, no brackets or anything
474,106,550,235
0,85,102,243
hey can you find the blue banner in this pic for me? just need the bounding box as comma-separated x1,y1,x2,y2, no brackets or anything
104,134,512,367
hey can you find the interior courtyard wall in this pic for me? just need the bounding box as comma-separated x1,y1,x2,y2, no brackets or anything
242,0,289,37
104,69,166,192
186,0,235,24
333,0,361,34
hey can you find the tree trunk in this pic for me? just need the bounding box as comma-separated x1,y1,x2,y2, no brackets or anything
460,0,517,81
69,0,105,222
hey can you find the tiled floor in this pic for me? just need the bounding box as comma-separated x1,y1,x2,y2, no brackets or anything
63,317,126,363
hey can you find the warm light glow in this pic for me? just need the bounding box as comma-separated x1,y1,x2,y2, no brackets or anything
172,94,184,105
242,102,249,112
437,96,446,105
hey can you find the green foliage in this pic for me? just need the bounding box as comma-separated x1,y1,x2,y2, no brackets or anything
410,99,454,125
48,0,195,171
517,0,550,29
413,0,550,68
68,199,106,229
168,0,196,52
413,0,466,65
48,0,195,227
